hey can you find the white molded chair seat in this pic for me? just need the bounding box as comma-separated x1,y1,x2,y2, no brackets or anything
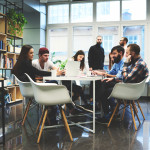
25,73,73,143
13,74,34,126
107,77,148,130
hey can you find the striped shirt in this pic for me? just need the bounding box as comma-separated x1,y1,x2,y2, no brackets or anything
122,57,149,83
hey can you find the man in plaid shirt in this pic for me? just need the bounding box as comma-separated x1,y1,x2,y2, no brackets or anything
97,44,149,123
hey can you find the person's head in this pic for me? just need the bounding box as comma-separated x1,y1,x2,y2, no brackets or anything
119,37,128,47
96,35,102,45
127,44,140,61
111,45,125,63
38,47,49,63
19,45,34,61
12,45,33,75
73,50,85,70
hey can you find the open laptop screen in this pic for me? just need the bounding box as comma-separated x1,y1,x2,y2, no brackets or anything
65,61,80,77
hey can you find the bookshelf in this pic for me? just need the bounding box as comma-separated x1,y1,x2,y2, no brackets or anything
0,0,24,104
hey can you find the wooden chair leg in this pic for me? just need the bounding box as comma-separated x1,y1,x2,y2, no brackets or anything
137,101,145,120
122,100,126,121
133,101,138,113
37,109,48,144
107,102,120,128
132,102,141,125
22,98,32,126
59,106,73,142
129,103,137,131
36,108,45,134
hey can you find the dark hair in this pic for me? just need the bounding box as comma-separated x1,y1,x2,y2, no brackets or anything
73,50,85,71
111,45,125,56
127,44,140,55
12,45,33,75
123,37,128,44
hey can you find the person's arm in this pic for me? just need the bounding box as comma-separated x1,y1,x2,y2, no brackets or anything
88,47,93,69
122,62,144,82
102,47,105,68
25,60,51,76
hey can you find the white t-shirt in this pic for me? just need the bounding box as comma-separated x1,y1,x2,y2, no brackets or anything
32,59,55,71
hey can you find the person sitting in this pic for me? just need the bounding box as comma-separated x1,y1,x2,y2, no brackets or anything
98,44,149,123
12,45,51,81
63,50,88,105
90,46,125,110
32,47,63,83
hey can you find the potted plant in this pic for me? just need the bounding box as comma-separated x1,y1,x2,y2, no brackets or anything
7,9,27,37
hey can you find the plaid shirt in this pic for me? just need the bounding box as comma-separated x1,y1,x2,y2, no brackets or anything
121,57,149,83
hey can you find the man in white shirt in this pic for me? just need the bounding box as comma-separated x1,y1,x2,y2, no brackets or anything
32,47,63,75
119,37,128,57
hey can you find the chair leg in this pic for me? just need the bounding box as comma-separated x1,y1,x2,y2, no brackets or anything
37,109,48,144
107,102,120,128
36,108,45,134
129,103,137,131
59,106,73,142
122,100,126,121
132,102,141,125
137,101,145,120
133,101,138,113
22,98,32,126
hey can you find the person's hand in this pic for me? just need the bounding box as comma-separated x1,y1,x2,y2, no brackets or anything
102,78,114,82
92,70,105,76
89,67,92,71
125,55,131,63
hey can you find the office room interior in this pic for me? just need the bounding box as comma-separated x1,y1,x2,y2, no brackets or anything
1,0,150,149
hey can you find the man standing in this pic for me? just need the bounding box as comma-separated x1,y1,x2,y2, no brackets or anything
88,36,105,70
119,37,128,57
119,37,128,50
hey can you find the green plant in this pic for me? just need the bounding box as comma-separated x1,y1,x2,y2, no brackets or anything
59,60,68,70
7,9,27,36
51,52,61,64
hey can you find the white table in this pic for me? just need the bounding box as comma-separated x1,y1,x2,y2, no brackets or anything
43,75,103,133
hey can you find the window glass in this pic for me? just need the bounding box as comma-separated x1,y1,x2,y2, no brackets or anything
73,26,93,61
48,28,68,62
122,0,146,20
71,3,93,23
97,1,120,21
48,5,69,24
123,26,145,59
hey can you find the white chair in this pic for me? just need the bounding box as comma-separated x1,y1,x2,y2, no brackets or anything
107,77,148,130
13,74,34,126
25,73,73,143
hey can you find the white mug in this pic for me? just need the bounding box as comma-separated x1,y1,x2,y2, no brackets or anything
51,70,57,77
87,71,91,76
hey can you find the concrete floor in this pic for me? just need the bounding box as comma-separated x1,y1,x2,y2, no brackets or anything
0,98,150,150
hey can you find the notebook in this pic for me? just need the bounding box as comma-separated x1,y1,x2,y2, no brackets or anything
65,61,80,77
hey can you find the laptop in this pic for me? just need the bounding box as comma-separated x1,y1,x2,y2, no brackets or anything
65,61,80,77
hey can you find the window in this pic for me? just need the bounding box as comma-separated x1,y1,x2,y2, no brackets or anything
122,0,146,21
71,3,93,23
126,35,138,44
48,5,69,24
97,1,120,21
123,26,145,58
73,26,93,59
98,26,119,55
48,28,68,62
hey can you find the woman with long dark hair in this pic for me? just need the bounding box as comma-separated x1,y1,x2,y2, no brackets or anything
72,50,85,71
12,45,51,82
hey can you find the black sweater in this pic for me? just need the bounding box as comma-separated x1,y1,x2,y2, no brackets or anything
88,44,105,70
13,60,51,82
